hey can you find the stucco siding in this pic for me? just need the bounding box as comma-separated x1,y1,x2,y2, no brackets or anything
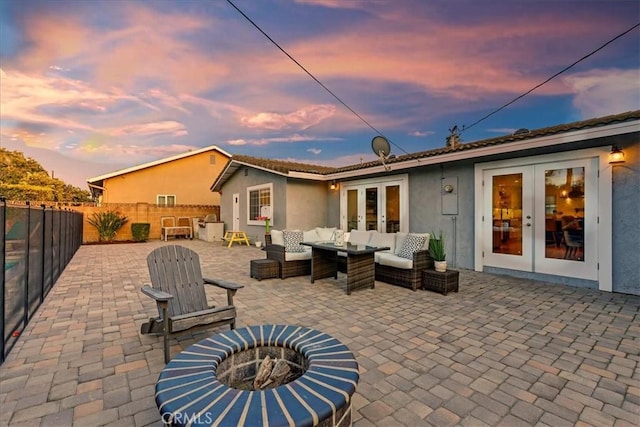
286,180,329,229
612,139,639,295
219,167,287,242
102,150,225,205
408,163,476,270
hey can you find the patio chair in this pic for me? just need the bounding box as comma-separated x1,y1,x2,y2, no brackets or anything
140,245,243,363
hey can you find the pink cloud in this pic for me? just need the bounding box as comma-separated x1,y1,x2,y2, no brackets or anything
14,4,229,94
409,130,435,137
241,104,337,130
563,69,640,118
108,121,188,137
0,68,117,133
226,133,342,146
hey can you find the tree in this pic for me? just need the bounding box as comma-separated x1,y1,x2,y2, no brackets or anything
0,148,92,202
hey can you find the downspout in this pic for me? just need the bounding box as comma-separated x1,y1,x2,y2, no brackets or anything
451,216,457,268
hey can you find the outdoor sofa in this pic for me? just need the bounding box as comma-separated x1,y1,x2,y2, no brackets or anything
264,228,433,291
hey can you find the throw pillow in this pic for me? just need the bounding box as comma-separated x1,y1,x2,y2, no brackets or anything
397,233,426,259
283,230,306,252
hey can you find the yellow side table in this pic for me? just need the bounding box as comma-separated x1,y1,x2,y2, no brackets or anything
223,231,251,248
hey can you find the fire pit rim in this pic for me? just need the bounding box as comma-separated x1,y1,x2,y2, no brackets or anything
155,324,359,427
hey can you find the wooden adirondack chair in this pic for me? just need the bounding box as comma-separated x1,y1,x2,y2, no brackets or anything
140,245,243,363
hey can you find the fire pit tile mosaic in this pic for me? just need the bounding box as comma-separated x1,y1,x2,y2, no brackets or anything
155,324,359,427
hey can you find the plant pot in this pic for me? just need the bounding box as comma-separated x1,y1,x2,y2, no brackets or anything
255,241,263,248
434,260,447,272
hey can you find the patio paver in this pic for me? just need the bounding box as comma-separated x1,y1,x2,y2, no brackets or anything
0,239,638,426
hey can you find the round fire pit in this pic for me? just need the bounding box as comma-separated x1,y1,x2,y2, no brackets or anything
155,324,359,426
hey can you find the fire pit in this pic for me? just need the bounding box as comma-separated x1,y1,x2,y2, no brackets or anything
155,324,359,426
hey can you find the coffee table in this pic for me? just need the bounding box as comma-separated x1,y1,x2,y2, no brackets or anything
302,241,389,295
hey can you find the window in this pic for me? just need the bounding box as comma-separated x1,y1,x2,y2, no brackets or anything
247,183,272,225
157,195,176,207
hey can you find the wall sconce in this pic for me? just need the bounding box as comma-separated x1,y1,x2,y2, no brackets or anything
329,180,338,190
609,146,625,164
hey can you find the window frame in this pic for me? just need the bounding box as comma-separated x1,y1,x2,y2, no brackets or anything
157,194,176,207
246,183,273,226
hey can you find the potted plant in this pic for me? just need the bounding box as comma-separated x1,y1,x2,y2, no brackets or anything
256,216,271,234
429,230,447,272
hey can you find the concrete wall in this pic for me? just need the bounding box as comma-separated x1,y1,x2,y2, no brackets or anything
77,203,218,243
101,150,227,205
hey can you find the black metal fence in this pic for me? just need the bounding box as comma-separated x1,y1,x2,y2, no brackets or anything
1,198,83,364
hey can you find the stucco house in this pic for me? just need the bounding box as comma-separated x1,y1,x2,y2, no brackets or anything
87,145,231,206
211,111,639,295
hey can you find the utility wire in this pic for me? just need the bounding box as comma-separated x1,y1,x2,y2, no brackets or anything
225,0,410,155
462,22,640,134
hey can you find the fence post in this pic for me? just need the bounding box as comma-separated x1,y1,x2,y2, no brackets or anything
41,204,46,303
1,196,6,363
23,202,31,324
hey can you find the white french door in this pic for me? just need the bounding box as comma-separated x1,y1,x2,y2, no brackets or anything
483,167,534,271
341,176,408,232
481,157,598,280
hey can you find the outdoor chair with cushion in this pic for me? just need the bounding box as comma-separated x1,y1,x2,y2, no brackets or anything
140,245,243,363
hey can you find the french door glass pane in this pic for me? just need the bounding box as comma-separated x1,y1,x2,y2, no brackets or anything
366,187,378,230
385,185,400,233
347,189,358,231
492,173,523,255
544,167,584,261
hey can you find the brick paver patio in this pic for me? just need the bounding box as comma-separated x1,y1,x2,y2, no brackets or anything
0,239,638,426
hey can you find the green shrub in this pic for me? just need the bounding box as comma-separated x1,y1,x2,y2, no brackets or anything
87,210,128,242
131,223,151,242
429,230,446,261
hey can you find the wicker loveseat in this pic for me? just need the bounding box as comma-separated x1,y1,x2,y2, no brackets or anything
343,230,433,291
265,228,433,290
265,227,336,279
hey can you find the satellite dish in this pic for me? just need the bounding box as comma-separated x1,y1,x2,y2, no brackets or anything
371,136,391,170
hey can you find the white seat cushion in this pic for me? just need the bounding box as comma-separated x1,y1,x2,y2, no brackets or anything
303,229,320,242
315,227,336,241
285,249,312,261
270,229,284,246
378,253,413,269
368,232,396,253
349,230,372,246
394,232,409,255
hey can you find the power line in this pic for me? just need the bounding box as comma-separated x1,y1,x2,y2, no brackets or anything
225,0,410,155
462,22,640,134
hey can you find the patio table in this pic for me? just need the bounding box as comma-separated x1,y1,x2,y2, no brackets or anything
301,241,389,295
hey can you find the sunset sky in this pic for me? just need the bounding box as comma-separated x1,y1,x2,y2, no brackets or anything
1,0,638,188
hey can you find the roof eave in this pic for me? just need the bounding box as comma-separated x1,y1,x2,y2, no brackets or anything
326,119,640,180
88,145,231,183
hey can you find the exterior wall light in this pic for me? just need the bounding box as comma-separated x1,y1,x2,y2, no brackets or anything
609,146,625,164
330,180,338,190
